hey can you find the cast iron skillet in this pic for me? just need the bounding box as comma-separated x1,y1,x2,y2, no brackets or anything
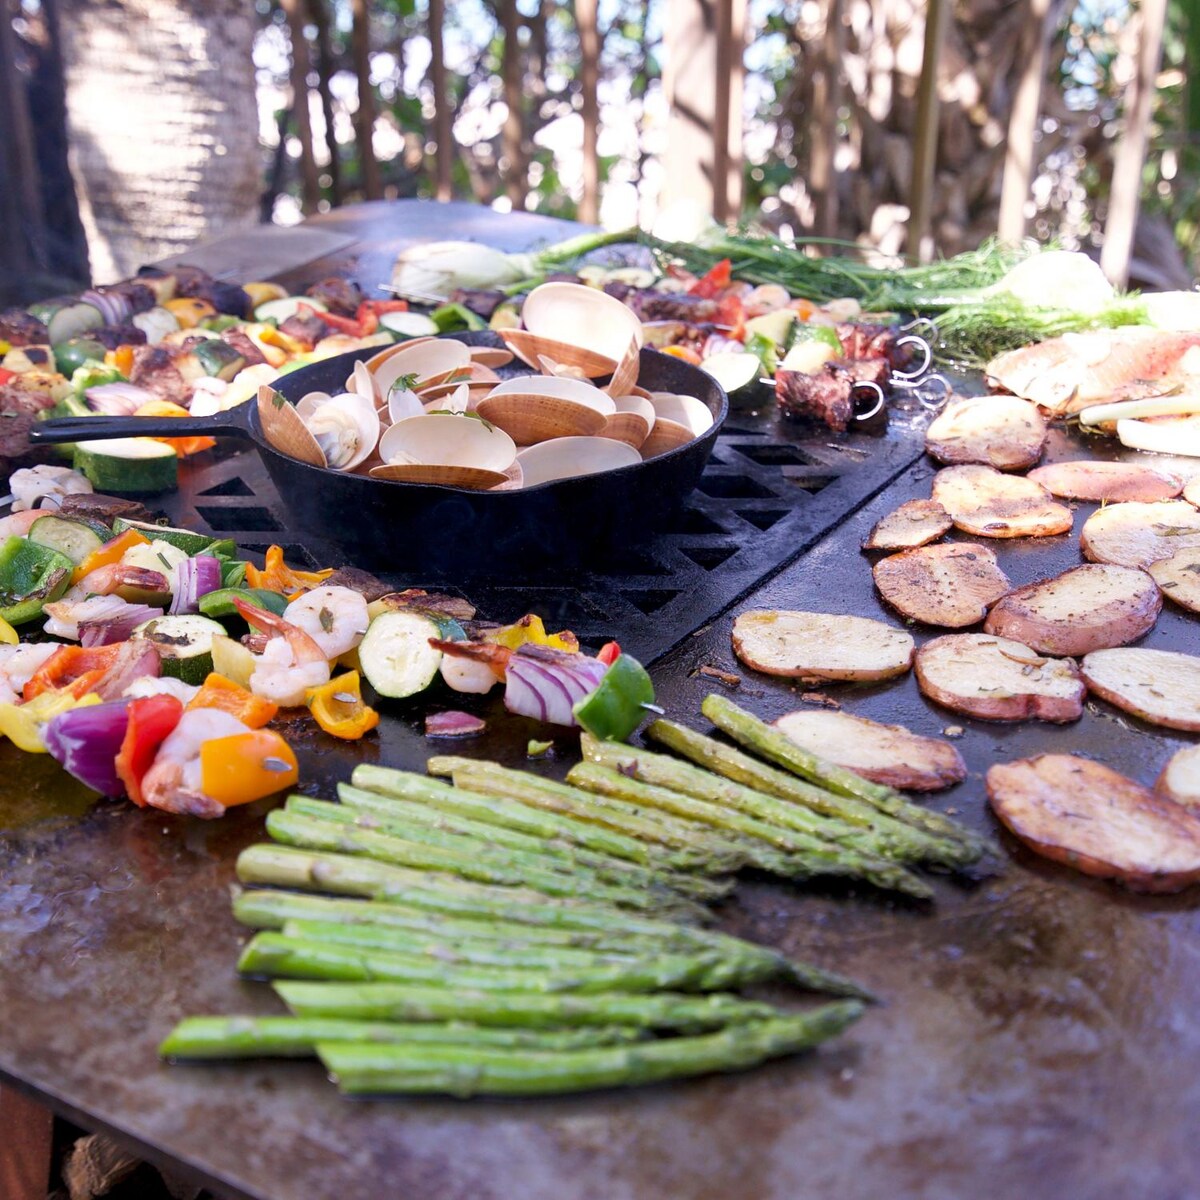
30,332,728,570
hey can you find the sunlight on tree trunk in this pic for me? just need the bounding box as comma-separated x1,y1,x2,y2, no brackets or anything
907,0,949,261
308,0,342,207
429,0,453,200
501,0,527,207
57,0,259,283
282,0,320,214
809,0,843,238
352,0,382,200
576,0,601,223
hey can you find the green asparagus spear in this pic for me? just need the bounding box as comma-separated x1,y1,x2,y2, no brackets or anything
701,695,995,858
645,718,966,867
437,759,752,869
159,1016,643,1059
265,809,701,919
318,1003,864,1096
305,791,732,904
277,980,779,1030
350,765,717,873
234,890,873,1001
566,762,933,900
240,931,784,994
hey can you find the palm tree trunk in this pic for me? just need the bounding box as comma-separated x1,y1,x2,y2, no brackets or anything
282,0,321,214
308,0,342,206
429,0,453,200
501,0,527,207
57,0,260,283
576,0,600,223
352,0,382,200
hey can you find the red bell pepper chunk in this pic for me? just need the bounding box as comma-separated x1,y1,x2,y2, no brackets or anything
688,259,733,298
359,299,409,317
318,308,378,338
597,641,622,667
0,367,16,387
114,694,184,807
23,644,123,702
715,292,746,340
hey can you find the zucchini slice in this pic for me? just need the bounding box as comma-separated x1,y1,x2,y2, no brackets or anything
358,611,444,699
74,439,178,494
111,518,215,556
131,614,227,685
27,516,105,565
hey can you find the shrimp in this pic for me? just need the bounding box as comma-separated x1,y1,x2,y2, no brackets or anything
282,585,369,660
0,643,65,704
8,465,93,512
0,509,45,539
140,708,250,818
235,598,331,707
74,564,170,599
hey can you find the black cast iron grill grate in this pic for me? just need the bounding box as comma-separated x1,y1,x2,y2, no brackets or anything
162,404,931,663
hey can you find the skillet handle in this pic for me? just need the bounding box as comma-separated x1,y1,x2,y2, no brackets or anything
28,410,253,445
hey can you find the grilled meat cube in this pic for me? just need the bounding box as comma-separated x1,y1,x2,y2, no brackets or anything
623,290,722,323
829,356,890,388
0,309,50,347
279,311,329,349
835,321,917,372
92,325,148,350
105,280,158,315
776,367,855,431
220,329,267,368
323,566,390,602
57,492,148,526
129,345,191,405
450,288,508,319
307,277,363,317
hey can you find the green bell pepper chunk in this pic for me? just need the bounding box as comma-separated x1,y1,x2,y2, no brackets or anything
220,559,249,589
572,654,656,742
198,587,288,620
0,537,74,625
430,303,486,333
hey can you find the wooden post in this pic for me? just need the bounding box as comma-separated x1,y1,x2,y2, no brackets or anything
997,0,1060,244
1100,0,1169,287
281,0,321,214
0,1085,54,1200
907,0,950,262
307,0,342,207
352,0,382,200
810,0,844,238
501,0,526,207
577,0,601,224
429,0,453,200
663,0,744,222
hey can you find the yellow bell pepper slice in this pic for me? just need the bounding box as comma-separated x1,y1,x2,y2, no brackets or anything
487,614,579,653
305,671,380,741
0,615,18,645
199,730,298,808
0,691,102,753
243,545,334,594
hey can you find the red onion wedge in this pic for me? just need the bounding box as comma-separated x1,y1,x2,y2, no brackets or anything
424,710,487,738
93,640,161,701
79,605,165,647
504,646,608,727
43,700,131,797
169,555,223,615
85,382,157,415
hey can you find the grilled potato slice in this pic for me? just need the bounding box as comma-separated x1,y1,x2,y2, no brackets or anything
915,633,1085,723
932,464,1073,539
1028,459,1182,503
862,499,953,551
925,395,1047,470
982,564,1161,656
873,542,1010,628
1079,499,1200,569
987,753,1200,893
1185,477,1200,508
1080,647,1200,731
1148,546,1200,613
1156,745,1200,809
773,709,967,791
731,610,914,682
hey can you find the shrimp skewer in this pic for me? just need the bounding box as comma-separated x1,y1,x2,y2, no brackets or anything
140,709,251,817
282,586,369,660
234,598,331,707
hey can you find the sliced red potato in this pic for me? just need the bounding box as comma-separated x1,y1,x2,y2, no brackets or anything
914,633,1085,723
862,499,953,552
1156,745,1200,809
1148,546,1200,614
1027,460,1182,503
1080,647,1200,732
773,709,966,791
982,564,1161,657
931,464,1073,539
924,395,1047,471
873,542,1010,628
1079,500,1200,569
986,753,1200,893
731,610,914,682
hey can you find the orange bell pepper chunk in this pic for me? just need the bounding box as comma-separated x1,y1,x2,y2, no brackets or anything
199,730,298,807
243,545,334,594
72,528,150,584
133,400,217,457
661,345,703,366
187,673,278,728
305,671,379,740
23,643,123,702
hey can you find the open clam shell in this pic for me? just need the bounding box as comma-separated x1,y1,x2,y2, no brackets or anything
347,360,379,404
469,346,514,369
378,412,518,485
475,375,615,444
365,338,472,396
604,336,642,398
599,395,655,448
647,391,715,436
640,417,695,460
516,436,641,488
300,391,380,472
521,281,645,363
369,462,509,489
499,329,618,380
257,384,326,467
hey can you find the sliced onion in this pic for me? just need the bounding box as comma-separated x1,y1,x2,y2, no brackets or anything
168,555,223,615
425,710,487,738
79,604,165,647
44,594,134,641
94,640,161,701
43,700,131,797
504,647,608,727
85,382,157,416
80,288,128,327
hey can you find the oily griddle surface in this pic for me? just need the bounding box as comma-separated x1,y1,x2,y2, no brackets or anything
1,427,1199,1200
